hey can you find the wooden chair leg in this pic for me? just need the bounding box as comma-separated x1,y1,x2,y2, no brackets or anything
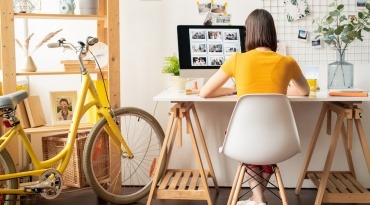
274,165,288,205
230,163,246,205
228,163,243,205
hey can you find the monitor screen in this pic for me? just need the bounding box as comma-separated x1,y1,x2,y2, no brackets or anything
177,25,246,79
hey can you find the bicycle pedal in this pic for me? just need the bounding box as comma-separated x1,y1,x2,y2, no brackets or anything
23,181,54,193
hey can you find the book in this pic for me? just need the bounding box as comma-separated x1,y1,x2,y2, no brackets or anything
16,101,30,129
24,96,46,127
329,89,368,97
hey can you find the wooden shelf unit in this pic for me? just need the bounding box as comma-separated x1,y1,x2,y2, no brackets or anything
24,123,94,135
0,0,120,167
14,13,106,20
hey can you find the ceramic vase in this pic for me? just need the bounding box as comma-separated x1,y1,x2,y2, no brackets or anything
79,0,98,15
327,50,354,89
21,56,37,72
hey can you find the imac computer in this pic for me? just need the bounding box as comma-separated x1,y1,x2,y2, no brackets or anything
177,25,246,79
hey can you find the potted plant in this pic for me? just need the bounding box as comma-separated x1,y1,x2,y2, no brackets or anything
161,54,186,91
313,1,370,89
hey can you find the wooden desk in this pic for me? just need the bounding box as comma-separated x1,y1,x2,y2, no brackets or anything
148,90,370,204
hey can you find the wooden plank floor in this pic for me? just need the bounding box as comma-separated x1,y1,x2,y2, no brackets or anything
19,187,370,205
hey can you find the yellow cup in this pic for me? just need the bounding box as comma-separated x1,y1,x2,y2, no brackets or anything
307,79,317,92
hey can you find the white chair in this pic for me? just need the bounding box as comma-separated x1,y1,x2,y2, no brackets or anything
220,94,301,205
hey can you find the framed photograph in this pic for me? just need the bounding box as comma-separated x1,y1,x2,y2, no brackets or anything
50,91,77,125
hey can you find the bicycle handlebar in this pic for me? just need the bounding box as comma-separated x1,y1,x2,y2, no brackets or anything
47,37,99,73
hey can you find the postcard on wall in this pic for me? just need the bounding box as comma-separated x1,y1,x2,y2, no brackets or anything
211,3,226,13
198,2,211,13
204,13,217,25
215,13,231,25
357,0,368,11
284,0,310,22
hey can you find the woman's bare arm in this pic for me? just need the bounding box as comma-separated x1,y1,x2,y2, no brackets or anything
199,69,235,98
287,74,310,96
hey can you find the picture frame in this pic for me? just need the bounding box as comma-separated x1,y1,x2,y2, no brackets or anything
50,90,78,126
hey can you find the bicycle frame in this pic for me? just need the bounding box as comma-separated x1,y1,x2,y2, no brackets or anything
0,41,133,195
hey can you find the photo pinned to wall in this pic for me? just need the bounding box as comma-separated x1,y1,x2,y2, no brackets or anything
211,3,227,13
204,13,217,25
50,90,78,126
311,38,322,48
277,42,287,56
198,1,229,25
283,0,310,22
298,29,309,41
357,0,368,10
197,2,211,13
348,14,358,22
215,13,231,25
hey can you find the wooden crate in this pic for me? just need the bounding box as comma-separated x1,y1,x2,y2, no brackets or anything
42,131,110,188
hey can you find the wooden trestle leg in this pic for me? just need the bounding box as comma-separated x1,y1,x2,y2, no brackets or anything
147,102,219,205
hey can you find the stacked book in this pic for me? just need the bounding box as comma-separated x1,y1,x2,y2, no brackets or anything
329,89,368,97
61,60,96,72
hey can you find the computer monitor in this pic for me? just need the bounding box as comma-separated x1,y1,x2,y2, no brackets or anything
177,25,246,79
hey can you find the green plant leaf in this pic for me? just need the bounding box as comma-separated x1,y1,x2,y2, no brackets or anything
326,16,334,24
343,24,354,33
329,10,340,16
364,26,370,31
339,15,347,22
161,54,180,76
366,3,370,10
359,12,365,19
337,4,344,11
334,25,344,35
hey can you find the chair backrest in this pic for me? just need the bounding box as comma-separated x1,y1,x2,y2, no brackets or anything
222,94,301,165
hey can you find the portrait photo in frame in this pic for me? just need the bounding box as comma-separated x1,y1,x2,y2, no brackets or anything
50,91,77,126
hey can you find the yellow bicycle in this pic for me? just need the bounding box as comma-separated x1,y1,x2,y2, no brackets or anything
0,37,165,204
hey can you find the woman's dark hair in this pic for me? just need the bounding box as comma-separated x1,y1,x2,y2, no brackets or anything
245,9,277,52
59,98,69,105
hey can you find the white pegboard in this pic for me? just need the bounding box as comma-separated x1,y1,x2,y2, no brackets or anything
262,0,370,65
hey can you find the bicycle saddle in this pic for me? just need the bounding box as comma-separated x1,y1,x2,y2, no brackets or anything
0,90,28,110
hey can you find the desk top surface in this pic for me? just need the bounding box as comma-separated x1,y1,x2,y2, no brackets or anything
154,89,370,102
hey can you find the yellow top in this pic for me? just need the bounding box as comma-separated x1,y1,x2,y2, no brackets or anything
222,49,302,96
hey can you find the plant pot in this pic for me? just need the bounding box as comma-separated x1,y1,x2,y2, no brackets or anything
327,50,354,89
79,0,98,15
170,76,186,92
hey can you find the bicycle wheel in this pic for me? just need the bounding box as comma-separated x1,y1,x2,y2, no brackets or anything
83,107,166,204
0,149,18,205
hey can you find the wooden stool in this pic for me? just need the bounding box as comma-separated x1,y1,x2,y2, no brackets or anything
295,102,370,204
147,102,219,205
